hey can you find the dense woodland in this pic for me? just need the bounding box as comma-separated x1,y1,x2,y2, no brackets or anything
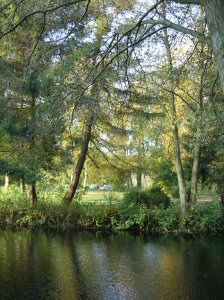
0,0,224,232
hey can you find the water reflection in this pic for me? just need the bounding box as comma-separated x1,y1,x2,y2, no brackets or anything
0,231,224,299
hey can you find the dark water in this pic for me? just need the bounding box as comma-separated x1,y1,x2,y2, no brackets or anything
0,231,224,300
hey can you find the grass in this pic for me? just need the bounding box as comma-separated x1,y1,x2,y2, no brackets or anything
35,186,123,204
82,190,123,203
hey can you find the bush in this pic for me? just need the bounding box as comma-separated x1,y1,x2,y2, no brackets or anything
123,187,170,208
180,206,206,233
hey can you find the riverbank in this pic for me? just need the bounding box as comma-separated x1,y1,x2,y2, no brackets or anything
0,198,224,235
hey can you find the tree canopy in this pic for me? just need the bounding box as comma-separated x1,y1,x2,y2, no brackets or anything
0,0,224,215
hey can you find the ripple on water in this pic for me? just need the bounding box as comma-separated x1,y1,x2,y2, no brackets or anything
0,232,224,299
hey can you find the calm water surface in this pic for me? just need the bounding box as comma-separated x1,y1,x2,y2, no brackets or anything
0,230,224,299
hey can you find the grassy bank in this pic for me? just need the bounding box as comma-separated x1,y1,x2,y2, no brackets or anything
0,187,224,234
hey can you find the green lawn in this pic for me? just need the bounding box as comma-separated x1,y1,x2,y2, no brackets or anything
82,190,123,203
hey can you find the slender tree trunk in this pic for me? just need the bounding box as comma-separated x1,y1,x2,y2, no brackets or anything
189,31,208,204
189,40,204,204
5,174,10,191
29,182,37,205
163,5,187,214
70,167,74,183
128,173,133,188
28,92,38,203
20,177,25,194
190,144,200,203
64,112,94,203
83,161,88,190
137,170,142,190
143,174,147,187
203,0,224,93
173,125,187,213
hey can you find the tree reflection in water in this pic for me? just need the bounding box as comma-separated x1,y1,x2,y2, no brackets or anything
0,231,224,299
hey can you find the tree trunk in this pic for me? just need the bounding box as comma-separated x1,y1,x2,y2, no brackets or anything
20,177,25,194
163,5,187,214
189,38,205,204
29,182,37,205
28,92,37,204
203,0,224,93
83,161,88,190
163,1,224,93
190,144,200,203
64,112,94,203
137,170,142,190
128,173,134,189
173,125,187,214
5,174,10,190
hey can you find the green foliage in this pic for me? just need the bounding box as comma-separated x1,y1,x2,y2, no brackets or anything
0,187,82,229
154,206,178,232
0,186,30,210
180,206,206,233
103,191,117,202
150,153,178,196
123,187,170,208
200,202,224,233
0,186,224,234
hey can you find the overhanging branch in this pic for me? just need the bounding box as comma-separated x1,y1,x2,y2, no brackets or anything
143,18,211,46
169,0,201,5
0,0,88,40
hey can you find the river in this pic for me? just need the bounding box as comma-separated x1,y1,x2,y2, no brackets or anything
0,230,224,299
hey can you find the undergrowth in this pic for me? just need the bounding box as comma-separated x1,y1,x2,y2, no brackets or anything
0,187,224,234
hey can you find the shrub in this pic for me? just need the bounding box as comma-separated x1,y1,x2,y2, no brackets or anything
200,201,224,233
146,187,170,208
179,207,204,232
123,187,170,208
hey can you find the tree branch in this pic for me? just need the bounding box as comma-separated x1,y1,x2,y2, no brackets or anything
170,0,201,5
143,18,211,46
0,0,88,40
60,0,91,42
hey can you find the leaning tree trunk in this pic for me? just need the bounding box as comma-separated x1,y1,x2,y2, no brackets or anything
64,112,94,203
